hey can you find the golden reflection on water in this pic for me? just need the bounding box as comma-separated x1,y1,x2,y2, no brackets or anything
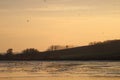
0,61,120,80
1,77,120,80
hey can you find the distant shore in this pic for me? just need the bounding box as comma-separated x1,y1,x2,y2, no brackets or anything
0,39,120,60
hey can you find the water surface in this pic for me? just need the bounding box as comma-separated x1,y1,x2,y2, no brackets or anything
0,61,120,80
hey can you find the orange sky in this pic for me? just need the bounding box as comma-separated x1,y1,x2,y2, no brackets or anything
0,0,120,52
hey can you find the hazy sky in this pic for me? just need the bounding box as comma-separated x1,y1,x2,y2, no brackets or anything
0,0,120,52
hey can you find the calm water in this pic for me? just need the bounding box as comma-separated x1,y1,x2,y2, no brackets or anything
0,61,120,80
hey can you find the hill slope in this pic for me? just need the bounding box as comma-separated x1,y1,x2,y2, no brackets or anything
0,40,120,60
44,40,120,60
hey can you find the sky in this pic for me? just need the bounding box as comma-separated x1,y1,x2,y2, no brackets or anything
0,0,120,52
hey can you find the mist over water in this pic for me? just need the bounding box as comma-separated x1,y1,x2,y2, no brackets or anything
0,61,120,80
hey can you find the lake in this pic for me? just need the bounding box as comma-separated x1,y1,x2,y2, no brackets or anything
0,61,120,80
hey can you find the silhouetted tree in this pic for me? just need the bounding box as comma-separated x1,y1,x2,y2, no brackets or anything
89,41,102,46
22,48,40,54
66,45,69,49
6,48,13,55
47,45,72,51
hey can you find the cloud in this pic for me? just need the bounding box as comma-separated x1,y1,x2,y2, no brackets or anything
25,6,92,12
0,0,120,16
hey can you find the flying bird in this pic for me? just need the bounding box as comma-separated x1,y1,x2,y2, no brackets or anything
27,20,29,22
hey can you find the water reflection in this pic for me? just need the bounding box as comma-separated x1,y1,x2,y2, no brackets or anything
0,61,120,78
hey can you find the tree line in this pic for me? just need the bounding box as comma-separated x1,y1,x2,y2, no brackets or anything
0,39,120,60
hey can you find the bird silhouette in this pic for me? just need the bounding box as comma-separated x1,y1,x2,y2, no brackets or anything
27,20,29,22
